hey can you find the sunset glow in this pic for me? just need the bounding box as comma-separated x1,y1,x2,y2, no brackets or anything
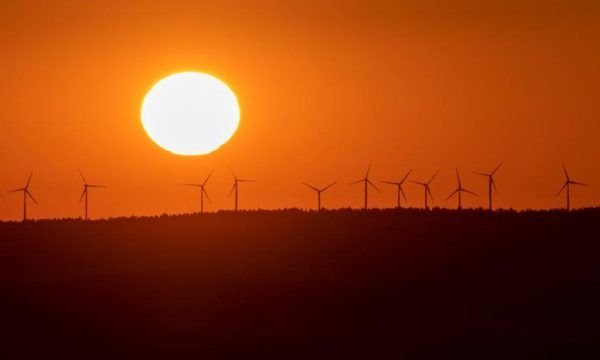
2,2,600,356
1,1,599,220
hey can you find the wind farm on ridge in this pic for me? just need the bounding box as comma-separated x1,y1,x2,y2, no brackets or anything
1,162,592,222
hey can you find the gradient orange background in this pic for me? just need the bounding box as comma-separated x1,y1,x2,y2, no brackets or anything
1,1,599,220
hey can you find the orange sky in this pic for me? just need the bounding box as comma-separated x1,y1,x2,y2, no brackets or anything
1,1,599,220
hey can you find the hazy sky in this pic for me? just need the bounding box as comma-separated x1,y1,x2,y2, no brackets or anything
1,1,599,220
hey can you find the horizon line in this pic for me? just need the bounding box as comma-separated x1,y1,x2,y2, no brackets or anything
1,206,599,224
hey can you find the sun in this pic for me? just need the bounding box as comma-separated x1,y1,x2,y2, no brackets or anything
141,72,240,156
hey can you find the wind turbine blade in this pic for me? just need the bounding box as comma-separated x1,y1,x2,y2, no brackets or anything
79,188,87,203
446,189,459,201
202,187,211,203
367,179,380,192
571,181,589,187
322,181,337,192
7,188,25,193
556,182,568,196
381,181,398,186
456,169,461,187
302,182,319,192
349,179,364,185
473,171,489,177
26,190,38,205
491,178,498,193
365,163,371,179
427,187,435,203
238,179,254,182
228,183,236,196
411,181,426,186
203,170,214,186
428,170,439,184
228,167,237,180
400,169,413,184
78,169,88,185
562,162,569,180
463,188,478,196
87,185,106,188
25,172,33,189
491,162,504,176
400,187,408,202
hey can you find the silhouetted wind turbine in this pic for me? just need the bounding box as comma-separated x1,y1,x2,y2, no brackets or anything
474,162,503,211
446,169,478,210
7,172,38,221
411,170,439,210
229,169,253,211
350,164,379,209
381,169,412,209
78,170,106,220
557,163,588,211
302,181,336,211
184,170,213,214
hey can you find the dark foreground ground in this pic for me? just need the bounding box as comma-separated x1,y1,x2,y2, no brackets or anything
1,208,599,358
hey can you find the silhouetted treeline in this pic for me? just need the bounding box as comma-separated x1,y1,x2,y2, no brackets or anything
1,208,599,358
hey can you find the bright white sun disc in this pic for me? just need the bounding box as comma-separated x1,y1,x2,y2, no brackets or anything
141,72,240,155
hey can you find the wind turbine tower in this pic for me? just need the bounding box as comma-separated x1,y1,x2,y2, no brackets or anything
446,169,478,210
184,170,213,213
381,169,412,209
7,172,38,222
78,170,107,220
350,164,379,210
229,169,254,211
302,181,336,211
474,162,503,211
557,163,588,211
411,170,439,210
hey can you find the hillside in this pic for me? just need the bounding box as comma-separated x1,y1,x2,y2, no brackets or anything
1,209,599,358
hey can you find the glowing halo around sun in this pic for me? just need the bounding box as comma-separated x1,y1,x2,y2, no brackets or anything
141,72,240,156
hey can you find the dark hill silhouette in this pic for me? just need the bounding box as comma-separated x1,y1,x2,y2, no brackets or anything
1,208,599,358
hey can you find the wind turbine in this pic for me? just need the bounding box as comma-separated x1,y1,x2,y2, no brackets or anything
411,170,439,210
474,162,503,211
7,172,38,221
446,169,478,210
350,164,379,209
229,169,253,211
557,163,588,211
184,170,213,214
78,170,106,220
381,169,412,209
302,181,336,211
